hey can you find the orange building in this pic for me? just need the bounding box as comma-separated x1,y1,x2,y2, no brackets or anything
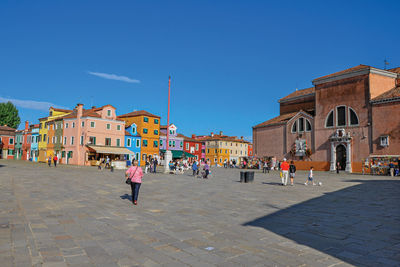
118,110,160,165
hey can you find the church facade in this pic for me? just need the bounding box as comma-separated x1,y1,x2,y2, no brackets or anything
253,65,400,173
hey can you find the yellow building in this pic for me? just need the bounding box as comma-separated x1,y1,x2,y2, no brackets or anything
202,131,249,166
118,110,160,166
38,107,72,162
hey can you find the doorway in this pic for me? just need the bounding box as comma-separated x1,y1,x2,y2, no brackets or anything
336,144,346,170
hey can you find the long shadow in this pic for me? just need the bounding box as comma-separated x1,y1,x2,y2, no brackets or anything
120,194,132,202
243,179,400,266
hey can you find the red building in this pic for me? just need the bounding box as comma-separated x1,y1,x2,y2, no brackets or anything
21,121,32,160
248,143,254,157
0,125,16,159
178,134,203,161
253,64,400,173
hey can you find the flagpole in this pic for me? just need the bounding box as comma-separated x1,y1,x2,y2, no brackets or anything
166,76,171,151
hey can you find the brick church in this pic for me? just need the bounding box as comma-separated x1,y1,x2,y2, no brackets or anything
253,65,400,173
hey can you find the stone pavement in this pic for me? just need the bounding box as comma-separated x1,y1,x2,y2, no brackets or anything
0,160,399,267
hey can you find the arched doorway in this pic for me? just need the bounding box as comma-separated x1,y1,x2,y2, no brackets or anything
336,144,346,170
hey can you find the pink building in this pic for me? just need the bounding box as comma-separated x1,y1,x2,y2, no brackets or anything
61,104,129,165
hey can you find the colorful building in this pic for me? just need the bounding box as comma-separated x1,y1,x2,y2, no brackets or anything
21,121,32,160
124,123,141,165
117,110,161,166
252,64,400,173
159,124,196,160
38,107,72,162
14,130,23,160
179,134,203,161
62,104,129,165
0,125,16,159
30,124,40,161
248,143,254,158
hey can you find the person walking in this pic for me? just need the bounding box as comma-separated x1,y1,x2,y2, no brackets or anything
53,155,58,167
153,158,158,173
336,161,340,174
289,161,296,185
192,160,198,176
125,160,144,205
48,155,52,167
145,158,150,174
105,156,110,169
263,161,269,173
280,158,289,186
203,161,209,178
389,162,395,177
305,166,316,186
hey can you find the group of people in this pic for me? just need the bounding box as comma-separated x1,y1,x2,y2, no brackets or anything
279,158,316,186
191,160,209,178
223,159,238,168
47,155,58,167
145,157,158,173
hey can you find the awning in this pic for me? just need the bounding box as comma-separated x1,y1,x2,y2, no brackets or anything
87,145,133,155
160,149,196,158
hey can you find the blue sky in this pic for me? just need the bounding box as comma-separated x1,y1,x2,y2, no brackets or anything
1,0,399,139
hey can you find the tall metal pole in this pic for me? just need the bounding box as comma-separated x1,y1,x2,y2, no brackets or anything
166,76,171,151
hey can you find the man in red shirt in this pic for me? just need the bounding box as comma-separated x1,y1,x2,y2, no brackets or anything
53,155,58,167
280,158,289,185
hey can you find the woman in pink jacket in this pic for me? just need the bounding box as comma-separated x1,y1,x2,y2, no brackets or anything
125,160,144,205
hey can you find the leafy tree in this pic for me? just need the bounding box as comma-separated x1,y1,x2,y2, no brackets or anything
0,101,20,129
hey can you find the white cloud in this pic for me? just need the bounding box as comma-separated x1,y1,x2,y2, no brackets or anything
0,97,69,111
88,71,140,83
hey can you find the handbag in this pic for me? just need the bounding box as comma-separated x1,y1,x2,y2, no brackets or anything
125,166,138,185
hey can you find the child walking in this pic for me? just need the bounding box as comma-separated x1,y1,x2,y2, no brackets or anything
305,166,316,186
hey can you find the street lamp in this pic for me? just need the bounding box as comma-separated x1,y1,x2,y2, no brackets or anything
164,76,173,173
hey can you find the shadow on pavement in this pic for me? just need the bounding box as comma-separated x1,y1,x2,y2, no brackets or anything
120,194,132,202
243,179,400,266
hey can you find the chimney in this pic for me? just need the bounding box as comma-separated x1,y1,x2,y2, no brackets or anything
211,132,214,137
191,134,196,138
76,103,83,118
241,136,244,139
25,121,29,130
219,131,223,136
91,106,96,109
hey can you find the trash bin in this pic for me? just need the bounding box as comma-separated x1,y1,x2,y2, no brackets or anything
240,171,246,183
247,171,255,182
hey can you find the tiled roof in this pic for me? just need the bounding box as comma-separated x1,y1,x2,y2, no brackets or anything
388,67,400,74
50,107,72,113
62,109,102,119
253,112,298,129
193,134,249,143
118,110,160,118
371,86,400,102
0,125,16,135
0,125,16,131
313,64,371,82
177,133,202,142
279,87,315,102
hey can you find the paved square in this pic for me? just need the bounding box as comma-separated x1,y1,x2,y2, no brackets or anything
0,160,399,266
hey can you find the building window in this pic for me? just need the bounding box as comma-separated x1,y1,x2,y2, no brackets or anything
143,140,148,147
65,123,69,128
207,149,209,153
116,139,120,147
105,138,111,146
173,141,176,147
136,152,140,161
127,138,131,147
142,154,147,161
81,121,84,127
89,136,96,145
106,124,111,130
132,127,136,134
117,125,121,131
136,139,140,147
62,151,65,158
291,121,297,133
9,138,14,145
143,128,148,134
380,136,389,147
325,110,334,128
298,118,304,132
349,108,359,126
143,117,149,122
71,136,74,145
186,143,189,150
80,136,84,145
337,106,346,127
64,137,67,145
107,110,112,116
196,144,199,151
52,137,55,144
90,121,95,128
153,141,158,147
154,130,158,135
180,142,182,148
154,119,159,124
306,119,312,131
160,139,163,146
72,122,75,128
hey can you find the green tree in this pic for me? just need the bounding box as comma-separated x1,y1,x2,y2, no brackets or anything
0,101,21,129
